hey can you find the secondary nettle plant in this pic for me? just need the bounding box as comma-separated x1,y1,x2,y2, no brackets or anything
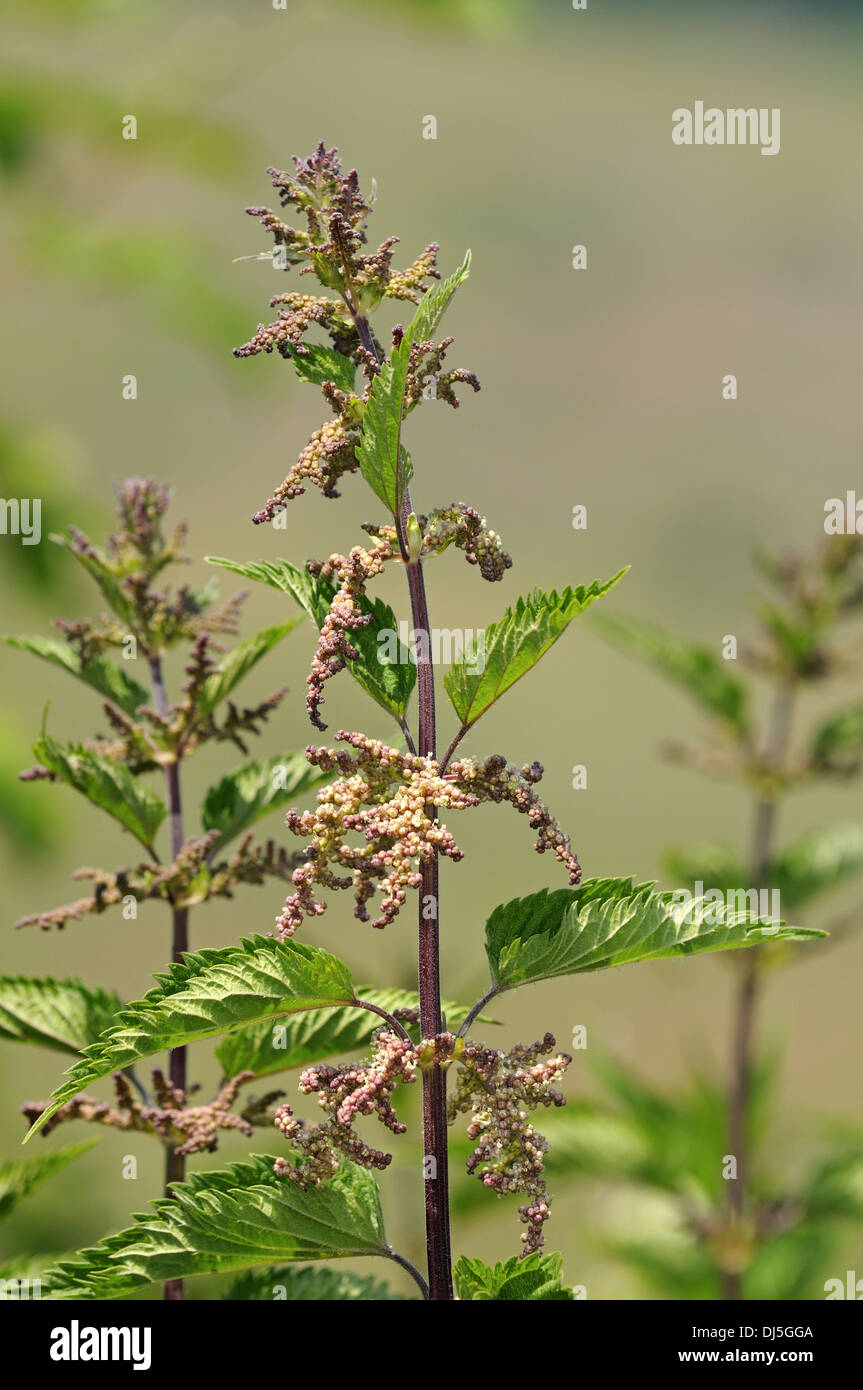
9,145,821,1302
1,480,329,1299
540,536,863,1300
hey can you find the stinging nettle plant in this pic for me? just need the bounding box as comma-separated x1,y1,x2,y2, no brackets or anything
6,144,823,1302
3,479,329,1299
540,535,863,1300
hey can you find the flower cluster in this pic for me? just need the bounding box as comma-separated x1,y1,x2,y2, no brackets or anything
15,831,301,931
272,1027,419,1184
275,738,579,938
304,539,395,729
54,479,244,662
241,143,440,314
234,293,344,361
141,632,287,757
22,1070,256,1157
449,754,582,884
449,1034,571,1256
277,733,478,936
252,383,368,518
236,145,479,522
421,504,513,581
401,332,480,411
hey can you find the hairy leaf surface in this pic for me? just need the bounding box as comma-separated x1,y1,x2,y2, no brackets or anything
484,879,824,991
42,1156,387,1299
445,575,626,730
31,734,166,851
26,938,356,1139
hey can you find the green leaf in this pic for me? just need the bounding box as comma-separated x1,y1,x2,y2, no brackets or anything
223,1264,406,1300
26,937,357,1140
811,701,863,775
745,1227,839,1302
454,1252,572,1301
0,1142,100,1223
288,343,356,394
355,251,471,514
207,556,330,624
201,752,332,853
802,1149,863,1222
206,556,416,720
215,986,483,1080
757,602,820,676
0,976,124,1055
771,824,863,909
198,621,301,715
41,1156,388,1299
2,635,149,717
0,1254,70,1292
32,732,167,851
593,612,749,735
445,575,627,731
483,879,825,993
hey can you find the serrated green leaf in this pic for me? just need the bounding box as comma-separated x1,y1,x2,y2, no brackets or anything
288,343,356,394
811,701,863,775
215,986,483,1080
355,251,471,514
454,1251,572,1301
223,1263,406,1300
207,556,330,623
32,732,166,851
445,575,627,731
2,635,149,717
198,621,300,715
206,556,416,720
483,879,825,993
593,612,749,734
201,751,332,853
49,530,132,622
0,1254,68,1293
771,824,863,909
0,976,124,1055
26,938,357,1140
0,1142,100,1223
41,1156,388,1299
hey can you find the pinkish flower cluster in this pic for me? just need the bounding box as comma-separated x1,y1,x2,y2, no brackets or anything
272,1027,419,1184
276,732,477,936
275,739,580,938
448,1034,571,1257
449,755,582,885
22,1069,256,1158
251,382,369,518
304,539,394,729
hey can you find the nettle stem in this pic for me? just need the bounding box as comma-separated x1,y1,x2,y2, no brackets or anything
402,513,454,1301
149,654,188,1304
348,300,455,1297
723,683,795,1301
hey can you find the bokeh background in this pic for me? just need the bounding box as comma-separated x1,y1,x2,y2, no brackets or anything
1,0,861,1298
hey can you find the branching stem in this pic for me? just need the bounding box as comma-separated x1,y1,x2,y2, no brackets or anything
723,681,796,1300
149,653,190,1303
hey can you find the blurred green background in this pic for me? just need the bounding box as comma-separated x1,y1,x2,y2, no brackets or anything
1,0,861,1298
